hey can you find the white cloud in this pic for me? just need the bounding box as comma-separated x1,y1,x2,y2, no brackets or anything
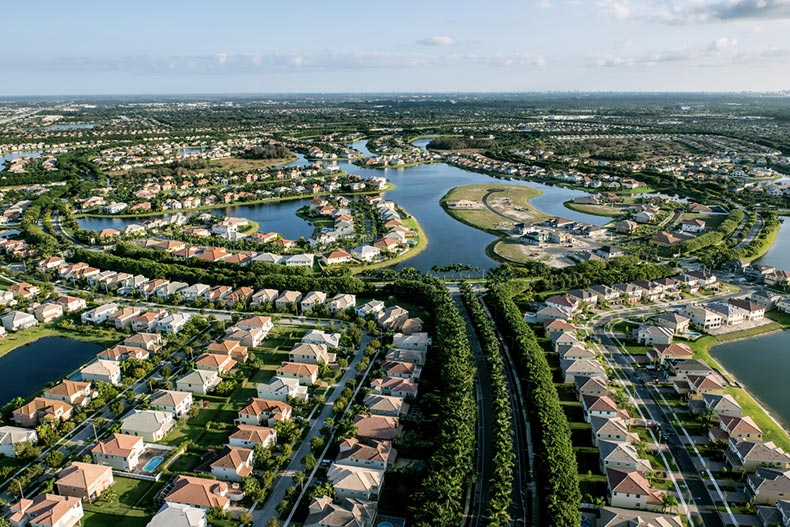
599,0,790,24
616,38,634,49
708,37,739,52
416,36,457,47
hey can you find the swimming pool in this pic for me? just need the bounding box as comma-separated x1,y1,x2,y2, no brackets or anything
142,456,164,472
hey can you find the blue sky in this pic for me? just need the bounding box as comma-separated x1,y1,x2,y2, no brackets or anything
2,0,790,95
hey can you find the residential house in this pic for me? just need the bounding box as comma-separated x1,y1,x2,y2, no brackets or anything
583,395,626,422
634,324,673,346
720,415,763,441
80,360,121,386
13,398,73,427
729,298,766,321
150,390,193,418
370,376,418,398
606,468,664,511
120,410,174,443
599,440,652,474
8,494,84,527
353,415,403,441
276,362,319,386
653,313,691,334
43,380,92,407
748,468,790,506
647,343,693,365
124,332,164,352
335,438,394,471
302,329,341,348
80,304,119,325
256,376,308,402
591,416,637,447
227,425,277,449
275,290,302,310
146,503,206,527
210,446,253,482
194,353,236,374
392,332,431,351
108,307,142,329
727,440,790,472
290,343,336,365
33,303,63,323
300,291,327,313
682,304,723,330
164,476,229,511
55,462,113,502
355,300,385,318
327,464,384,501
329,293,356,314
303,496,376,527
363,394,408,417
236,398,292,427
157,313,192,334
562,358,606,384
91,433,145,471
2,310,38,331
176,370,220,395
0,426,38,458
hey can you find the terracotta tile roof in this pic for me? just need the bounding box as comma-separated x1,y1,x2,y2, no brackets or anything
91,433,144,457
165,476,229,509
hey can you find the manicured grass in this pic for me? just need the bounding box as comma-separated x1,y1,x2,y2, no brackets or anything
441,183,546,233
563,200,622,218
767,309,790,328
492,238,551,265
716,322,782,342
0,324,124,358
724,387,790,452
167,451,202,473
686,335,721,372
743,220,781,263
83,477,161,527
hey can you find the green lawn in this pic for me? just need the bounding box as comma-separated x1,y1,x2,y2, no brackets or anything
82,477,162,527
725,387,790,452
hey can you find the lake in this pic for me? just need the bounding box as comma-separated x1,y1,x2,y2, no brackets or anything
78,140,607,271
754,220,790,270
712,330,790,427
1,151,42,171
0,336,103,406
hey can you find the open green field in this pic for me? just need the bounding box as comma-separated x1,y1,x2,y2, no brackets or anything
441,183,546,233
491,239,551,265
563,200,623,218
82,477,163,527
0,324,123,358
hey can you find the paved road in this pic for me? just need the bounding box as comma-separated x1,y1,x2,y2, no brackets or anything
453,293,495,527
252,334,371,526
735,214,763,250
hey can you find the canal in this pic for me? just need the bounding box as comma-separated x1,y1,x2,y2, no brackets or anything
711,330,790,427
0,336,103,406
78,141,608,271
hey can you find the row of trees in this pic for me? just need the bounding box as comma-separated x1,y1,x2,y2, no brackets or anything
461,284,515,527
486,281,581,527
387,278,477,527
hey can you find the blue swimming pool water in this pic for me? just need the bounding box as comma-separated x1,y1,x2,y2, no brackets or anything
143,456,164,472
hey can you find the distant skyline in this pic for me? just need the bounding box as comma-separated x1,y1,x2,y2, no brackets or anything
3,0,790,95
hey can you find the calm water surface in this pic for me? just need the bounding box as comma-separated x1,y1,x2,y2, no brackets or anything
0,336,102,405
79,141,607,271
712,330,790,427
754,220,790,270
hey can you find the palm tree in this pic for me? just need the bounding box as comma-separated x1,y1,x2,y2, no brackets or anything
292,470,306,489
663,494,679,514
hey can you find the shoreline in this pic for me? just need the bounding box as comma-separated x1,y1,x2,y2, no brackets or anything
74,182,395,221
706,328,790,448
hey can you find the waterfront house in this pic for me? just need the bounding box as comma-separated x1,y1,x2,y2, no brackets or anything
727,440,790,472
13,398,73,427
80,360,122,386
2,310,38,331
43,380,92,407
